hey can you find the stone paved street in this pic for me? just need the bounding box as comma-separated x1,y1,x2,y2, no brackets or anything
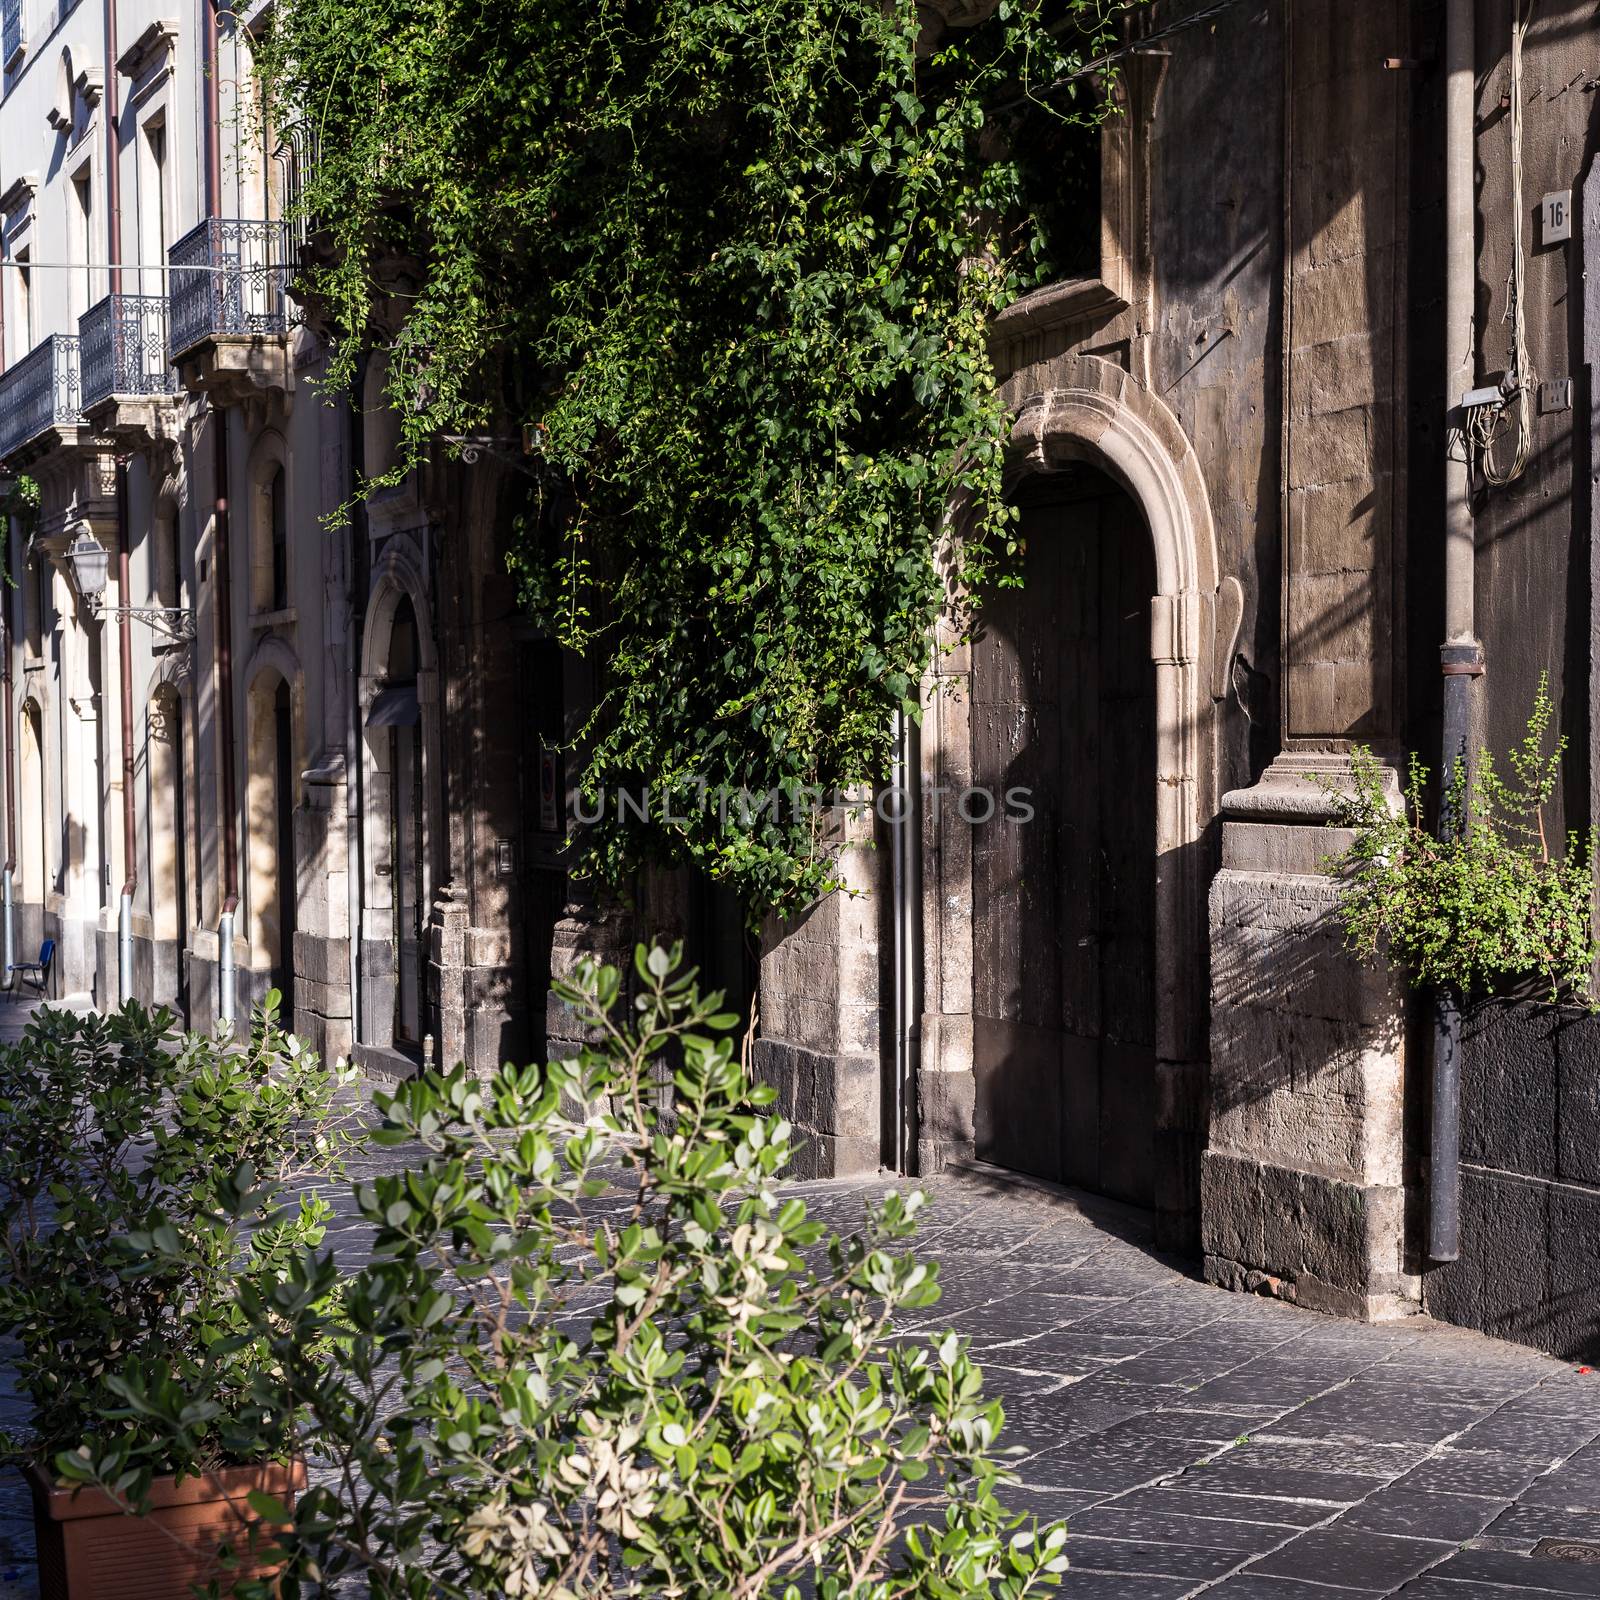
5,1000,1600,1596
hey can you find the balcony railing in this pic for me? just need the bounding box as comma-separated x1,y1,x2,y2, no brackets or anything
0,335,81,462
167,219,293,359
79,294,177,410
2,0,22,67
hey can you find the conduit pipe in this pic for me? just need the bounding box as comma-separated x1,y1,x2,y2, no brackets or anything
204,0,238,1027
3,525,15,994
106,0,137,1004
104,0,121,294
1430,0,1483,1263
214,411,240,1026
889,709,921,1174
116,464,136,1004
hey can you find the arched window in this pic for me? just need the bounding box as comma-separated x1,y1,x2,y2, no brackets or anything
18,701,44,903
269,465,287,611
152,503,180,612
247,441,289,615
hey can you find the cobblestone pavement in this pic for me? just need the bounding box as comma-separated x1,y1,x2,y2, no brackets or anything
5,999,1600,1595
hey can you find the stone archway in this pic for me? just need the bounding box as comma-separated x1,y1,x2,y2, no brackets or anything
357,540,440,1058
924,354,1222,1249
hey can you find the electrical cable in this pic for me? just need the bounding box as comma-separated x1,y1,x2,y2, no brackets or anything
1467,0,1536,487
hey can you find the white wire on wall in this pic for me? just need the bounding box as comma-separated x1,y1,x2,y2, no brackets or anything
1466,0,1537,487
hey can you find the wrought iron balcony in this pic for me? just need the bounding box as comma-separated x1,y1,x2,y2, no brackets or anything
79,294,176,412
0,336,81,463
2,0,22,68
167,218,293,360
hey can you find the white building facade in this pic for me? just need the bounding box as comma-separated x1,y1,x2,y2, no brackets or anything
0,0,480,1068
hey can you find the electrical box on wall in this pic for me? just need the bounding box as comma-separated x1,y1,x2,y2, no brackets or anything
1542,190,1573,245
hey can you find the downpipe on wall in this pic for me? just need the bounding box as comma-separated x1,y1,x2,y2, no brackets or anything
1431,0,1482,1264
889,709,921,1175
116,463,137,1005
3,516,16,995
214,409,241,1029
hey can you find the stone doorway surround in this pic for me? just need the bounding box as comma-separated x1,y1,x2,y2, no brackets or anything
921,353,1224,1253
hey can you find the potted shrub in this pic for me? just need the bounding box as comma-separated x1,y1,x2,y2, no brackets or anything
87,946,1072,1598
0,998,354,1599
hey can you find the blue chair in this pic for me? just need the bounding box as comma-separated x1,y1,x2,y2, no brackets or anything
9,939,54,1002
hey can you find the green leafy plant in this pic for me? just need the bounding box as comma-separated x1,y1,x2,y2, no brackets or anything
90,946,1070,1597
0,999,355,1499
255,0,1140,912
1327,675,1596,1004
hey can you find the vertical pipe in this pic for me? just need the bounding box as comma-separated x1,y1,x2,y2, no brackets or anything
346,383,365,1053
1431,0,1481,1264
117,463,136,1004
214,410,239,1023
103,0,121,295
2,515,15,991
889,710,922,1175
889,715,905,1170
203,0,222,219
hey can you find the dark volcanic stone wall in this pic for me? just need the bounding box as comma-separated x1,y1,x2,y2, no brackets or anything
1424,1002,1600,1360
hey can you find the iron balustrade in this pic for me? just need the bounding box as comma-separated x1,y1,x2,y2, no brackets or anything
0,336,81,463
167,218,294,358
80,294,177,410
2,0,21,65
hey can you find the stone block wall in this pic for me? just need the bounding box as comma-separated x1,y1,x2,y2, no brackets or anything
1424,1003,1600,1361
754,827,883,1180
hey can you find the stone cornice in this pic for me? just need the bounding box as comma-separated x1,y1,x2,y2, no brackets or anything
116,19,178,82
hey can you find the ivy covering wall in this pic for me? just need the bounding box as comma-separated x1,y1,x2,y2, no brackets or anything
260,0,1127,911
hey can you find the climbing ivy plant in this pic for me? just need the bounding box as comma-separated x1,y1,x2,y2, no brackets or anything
255,0,1135,911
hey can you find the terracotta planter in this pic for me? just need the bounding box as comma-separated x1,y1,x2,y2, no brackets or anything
28,1457,306,1600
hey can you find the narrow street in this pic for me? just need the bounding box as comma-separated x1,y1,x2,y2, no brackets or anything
3,1003,1600,1597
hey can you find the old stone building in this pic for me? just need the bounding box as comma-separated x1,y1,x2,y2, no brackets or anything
0,0,1597,1362
756,0,1600,1362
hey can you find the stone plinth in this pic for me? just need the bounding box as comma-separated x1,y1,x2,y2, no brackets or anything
1202,756,1418,1321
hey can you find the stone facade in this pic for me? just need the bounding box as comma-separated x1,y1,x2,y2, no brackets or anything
1,0,1597,1358
760,0,1600,1356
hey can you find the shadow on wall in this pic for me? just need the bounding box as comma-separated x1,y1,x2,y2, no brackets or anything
1425,1001,1600,1362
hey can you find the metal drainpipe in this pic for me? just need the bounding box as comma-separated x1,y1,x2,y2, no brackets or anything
116,464,136,1004
204,0,222,218
204,0,238,1026
214,411,239,1025
345,383,366,1056
103,0,121,295
889,709,922,1175
107,0,136,1004
1431,0,1482,1263
2,518,15,993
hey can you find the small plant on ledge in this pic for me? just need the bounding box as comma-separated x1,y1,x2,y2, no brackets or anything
1326,674,1596,1006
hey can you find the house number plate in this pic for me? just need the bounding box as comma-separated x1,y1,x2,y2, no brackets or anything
1542,189,1573,245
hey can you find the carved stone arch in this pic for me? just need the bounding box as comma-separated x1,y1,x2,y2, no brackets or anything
926,353,1221,1247
361,538,436,680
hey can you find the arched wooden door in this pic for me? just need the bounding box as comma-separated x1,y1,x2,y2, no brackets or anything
970,470,1159,1208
